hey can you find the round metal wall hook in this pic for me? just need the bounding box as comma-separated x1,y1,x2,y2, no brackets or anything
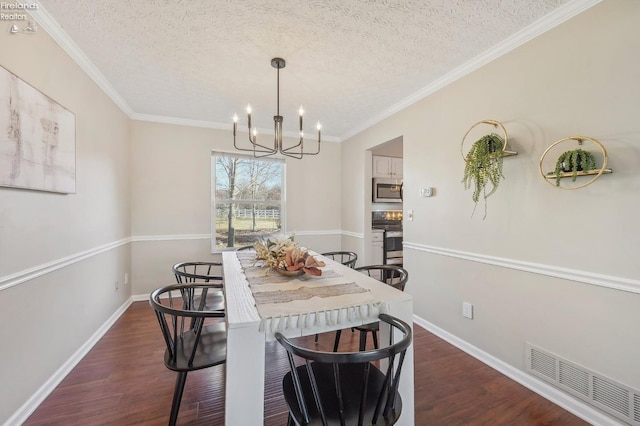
538,135,610,190
461,119,512,162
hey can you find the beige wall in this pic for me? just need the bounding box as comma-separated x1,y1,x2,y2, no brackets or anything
341,0,640,408
130,120,342,294
0,20,131,422
3,1,639,423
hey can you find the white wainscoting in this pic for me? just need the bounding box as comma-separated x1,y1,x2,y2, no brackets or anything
5,232,630,425
6,298,133,426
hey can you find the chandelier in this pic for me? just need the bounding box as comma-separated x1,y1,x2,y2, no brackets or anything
233,58,321,159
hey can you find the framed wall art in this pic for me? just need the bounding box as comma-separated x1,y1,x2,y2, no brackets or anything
0,65,76,193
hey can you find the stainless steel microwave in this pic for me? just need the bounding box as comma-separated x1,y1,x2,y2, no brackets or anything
372,178,403,203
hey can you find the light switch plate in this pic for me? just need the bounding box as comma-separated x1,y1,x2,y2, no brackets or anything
462,302,473,319
420,187,433,197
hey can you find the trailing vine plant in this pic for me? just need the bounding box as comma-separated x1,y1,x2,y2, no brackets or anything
462,133,505,219
553,148,597,186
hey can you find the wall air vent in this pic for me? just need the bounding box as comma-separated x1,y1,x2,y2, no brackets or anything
526,343,640,426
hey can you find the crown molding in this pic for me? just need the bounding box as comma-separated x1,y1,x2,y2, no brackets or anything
28,0,600,143
132,113,342,142
28,3,135,117
131,113,230,130
339,0,602,141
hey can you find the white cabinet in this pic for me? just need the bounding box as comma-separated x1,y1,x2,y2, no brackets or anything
372,155,403,178
371,229,384,279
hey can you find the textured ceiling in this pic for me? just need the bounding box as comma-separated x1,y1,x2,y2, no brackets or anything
33,0,583,141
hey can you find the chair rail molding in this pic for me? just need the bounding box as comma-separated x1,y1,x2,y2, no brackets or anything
341,230,364,239
403,242,640,295
130,233,211,242
0,238,131,292
131,230,348,242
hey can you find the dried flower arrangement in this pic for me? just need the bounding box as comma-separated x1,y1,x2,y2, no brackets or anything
254,237,326,276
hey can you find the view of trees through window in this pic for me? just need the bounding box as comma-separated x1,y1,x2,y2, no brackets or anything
213,153,284,250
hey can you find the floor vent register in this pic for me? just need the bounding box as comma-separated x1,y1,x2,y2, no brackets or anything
526,342,640,426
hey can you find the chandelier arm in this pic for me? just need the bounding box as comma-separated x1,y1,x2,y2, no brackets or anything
281,140,302,152
233,134,277,154
250,139,278,153
281,150,303,159
252,149,282,158
249,125,278,153
282,139,321,156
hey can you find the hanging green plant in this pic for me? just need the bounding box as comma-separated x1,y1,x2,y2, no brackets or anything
462,133,505,218
553,148,597,186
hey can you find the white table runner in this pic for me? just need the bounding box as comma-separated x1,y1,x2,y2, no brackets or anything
236,252,384,333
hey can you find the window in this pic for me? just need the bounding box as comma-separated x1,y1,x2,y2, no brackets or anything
212,152,285,250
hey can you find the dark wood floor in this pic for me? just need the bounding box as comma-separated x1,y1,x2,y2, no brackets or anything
24,301,588,425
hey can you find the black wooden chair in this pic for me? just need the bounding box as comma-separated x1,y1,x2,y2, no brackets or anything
314,251,359,343
149,283,227,426
276,313,412,426
172,261,225,312
333,265,409,352
321,251,358,268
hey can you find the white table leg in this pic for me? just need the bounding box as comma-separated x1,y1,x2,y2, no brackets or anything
379,299,415,426
225,322,265,425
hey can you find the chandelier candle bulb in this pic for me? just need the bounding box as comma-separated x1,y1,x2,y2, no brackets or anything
299,106,304,131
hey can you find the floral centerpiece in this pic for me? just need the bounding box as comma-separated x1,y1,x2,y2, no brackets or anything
254,236,326,276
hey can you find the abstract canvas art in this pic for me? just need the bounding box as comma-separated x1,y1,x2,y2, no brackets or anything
0,65,75,193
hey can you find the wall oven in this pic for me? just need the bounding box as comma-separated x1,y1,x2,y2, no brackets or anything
372,178,403,203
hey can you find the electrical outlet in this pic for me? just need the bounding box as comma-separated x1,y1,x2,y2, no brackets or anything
462,302,473,319
124,273,129,286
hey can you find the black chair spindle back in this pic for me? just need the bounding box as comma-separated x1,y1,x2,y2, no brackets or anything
150,283,227,425
276,313,412,425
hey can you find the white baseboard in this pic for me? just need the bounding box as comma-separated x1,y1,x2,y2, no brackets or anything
132,293,150,302
412,315,623,426
4,298,133,426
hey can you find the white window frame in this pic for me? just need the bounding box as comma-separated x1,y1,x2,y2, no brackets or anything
210,151,286,252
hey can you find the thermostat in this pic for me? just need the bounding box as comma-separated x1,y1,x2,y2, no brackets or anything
420,187,433,197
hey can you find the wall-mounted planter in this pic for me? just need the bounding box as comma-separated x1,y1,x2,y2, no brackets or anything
539,136,612,190
461,119,517,218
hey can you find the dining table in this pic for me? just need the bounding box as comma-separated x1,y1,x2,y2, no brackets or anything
222,250,415,425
